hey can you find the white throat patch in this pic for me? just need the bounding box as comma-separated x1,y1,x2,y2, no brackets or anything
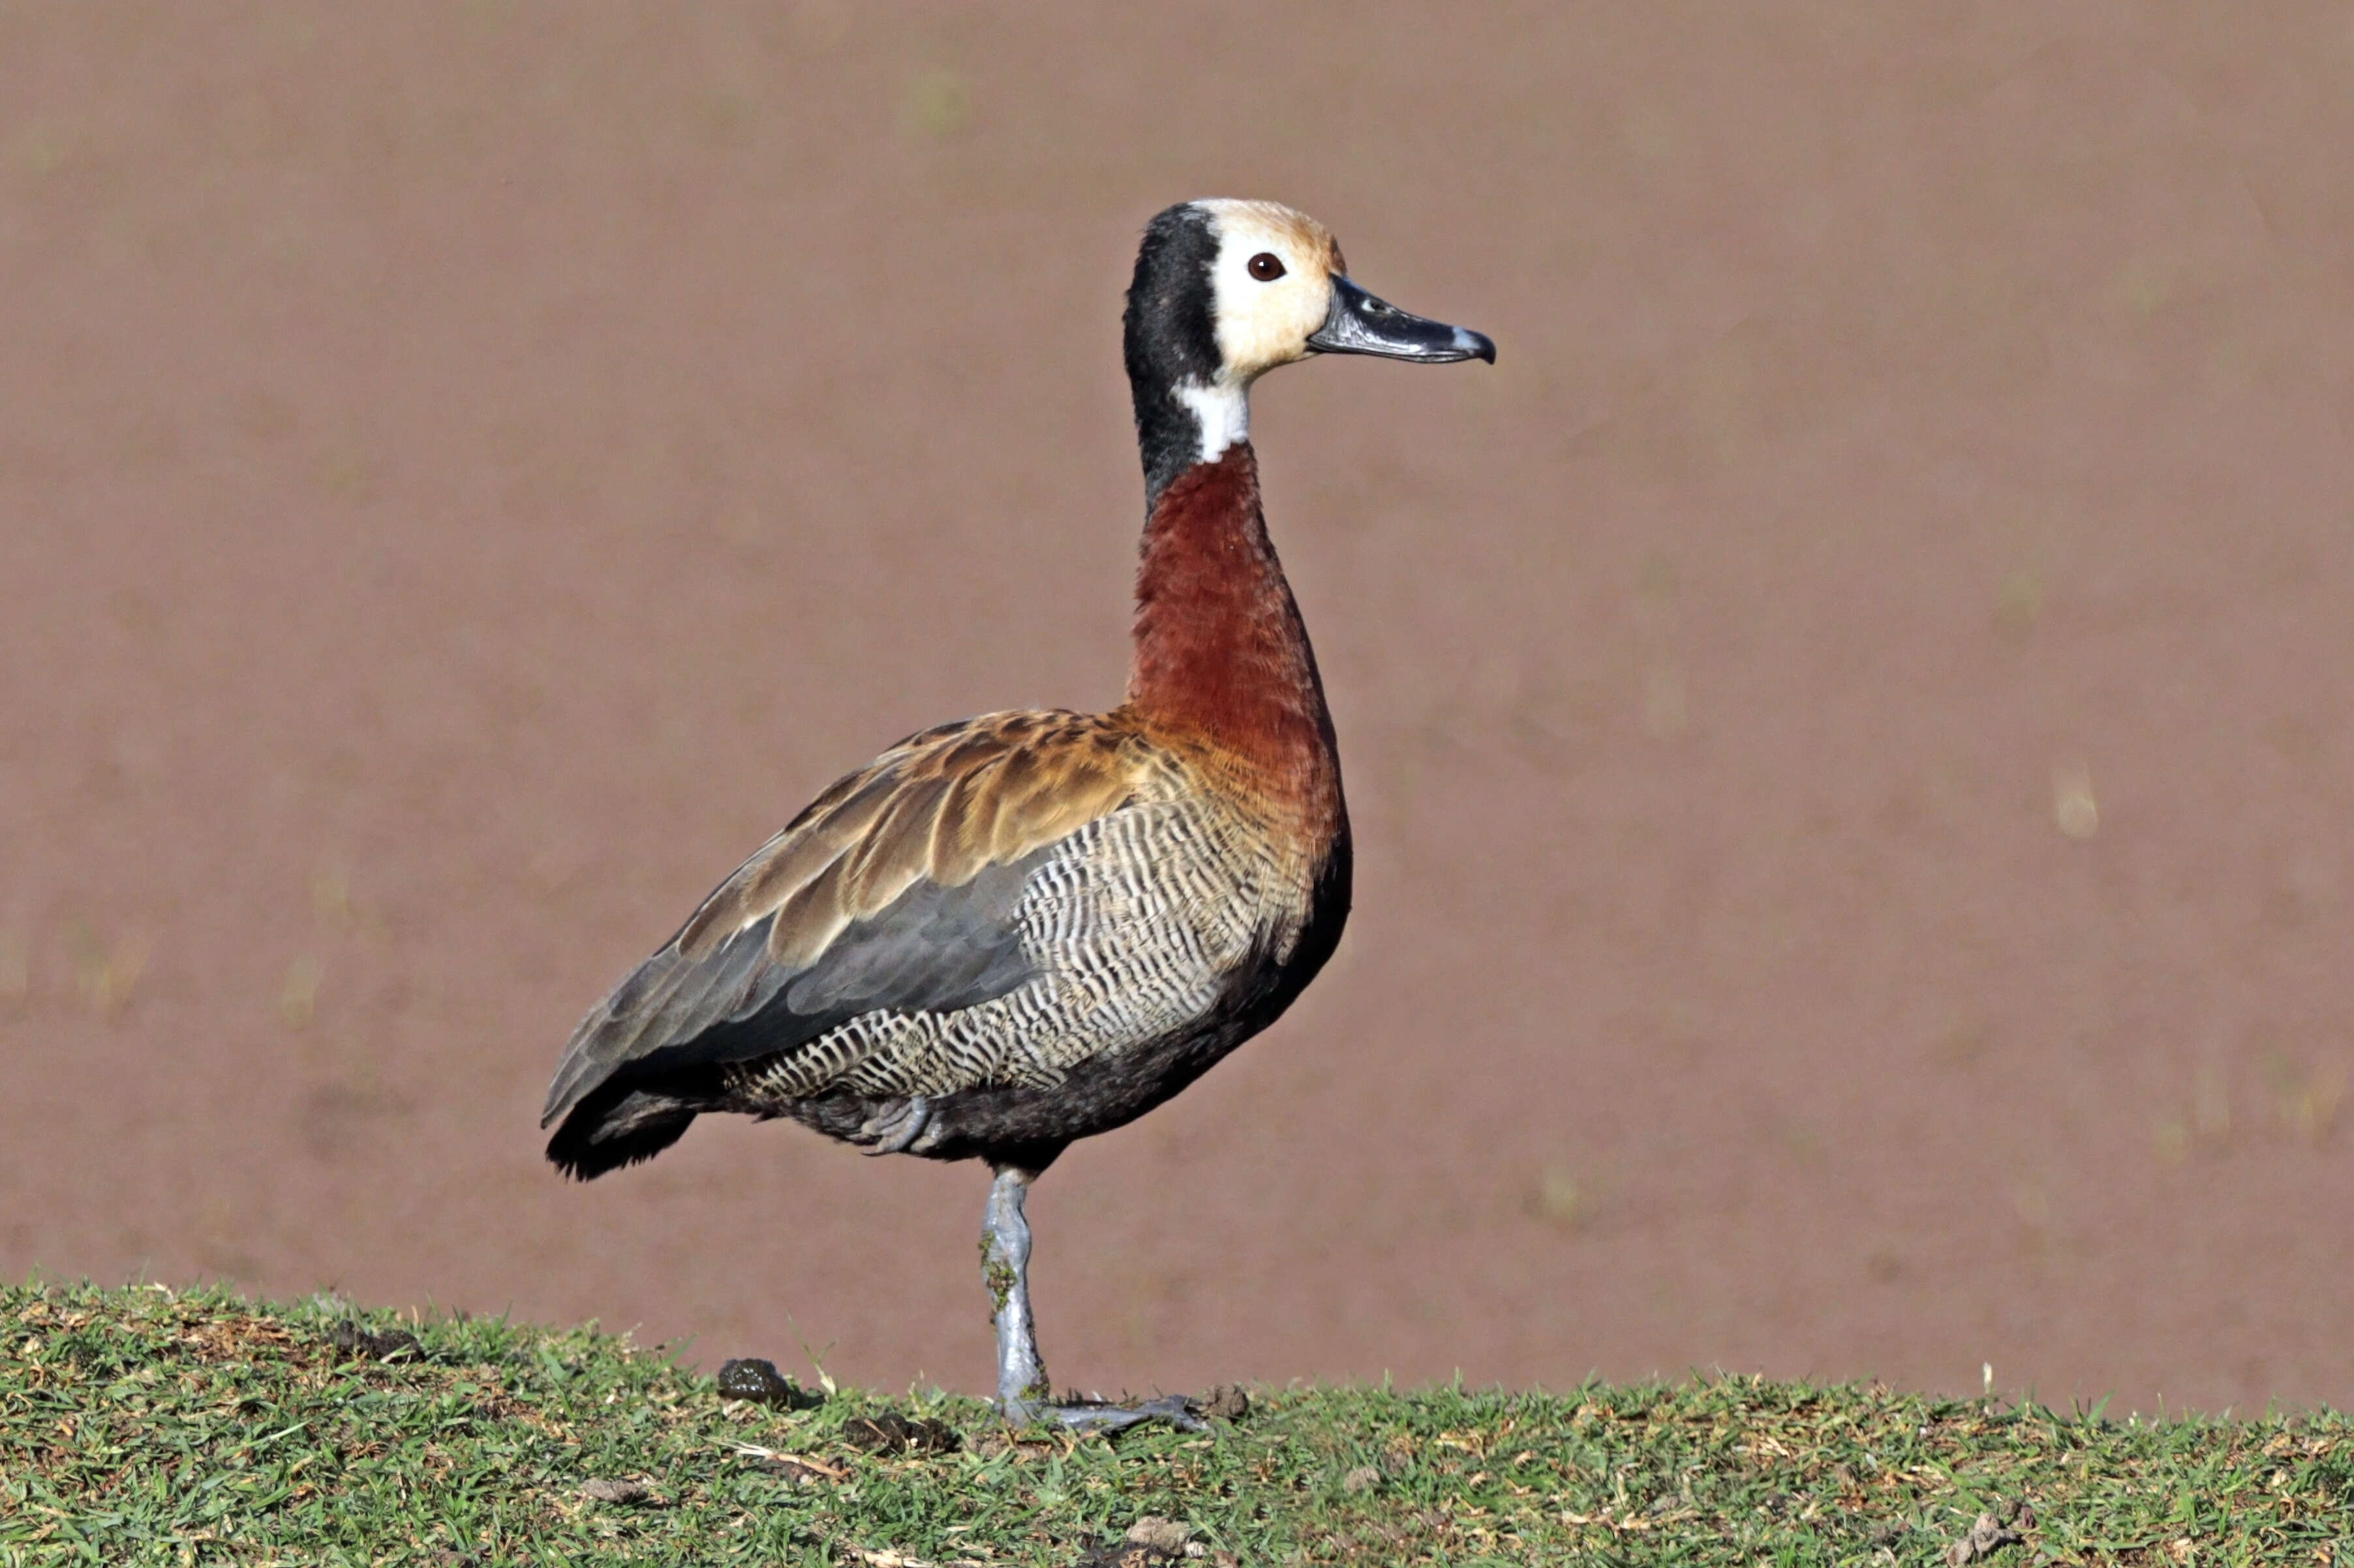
1174,380,1249,464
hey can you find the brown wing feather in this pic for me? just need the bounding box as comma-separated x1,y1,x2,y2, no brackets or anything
540,710,1145,1130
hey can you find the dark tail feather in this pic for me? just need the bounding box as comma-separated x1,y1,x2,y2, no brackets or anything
545,1079,720,1179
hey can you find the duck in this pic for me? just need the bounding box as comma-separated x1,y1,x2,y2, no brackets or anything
542,199,1493,1432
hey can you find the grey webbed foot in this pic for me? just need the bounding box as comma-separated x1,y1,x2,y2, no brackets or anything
1000,1392,1206,1435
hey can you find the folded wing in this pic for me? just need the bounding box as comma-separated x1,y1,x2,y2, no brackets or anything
541,710,1147,1170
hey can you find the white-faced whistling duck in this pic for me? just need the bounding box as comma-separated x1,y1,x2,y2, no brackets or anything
542,200,1493,1432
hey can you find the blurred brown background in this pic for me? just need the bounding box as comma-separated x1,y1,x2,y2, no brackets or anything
5,5,2353,1414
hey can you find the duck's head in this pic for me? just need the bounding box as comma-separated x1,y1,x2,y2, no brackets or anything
1124,198,1495,506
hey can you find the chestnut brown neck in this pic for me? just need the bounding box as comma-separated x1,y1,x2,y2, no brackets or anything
1124,444,1340,804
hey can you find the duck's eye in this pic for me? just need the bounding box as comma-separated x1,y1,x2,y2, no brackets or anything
1247,252,1287,282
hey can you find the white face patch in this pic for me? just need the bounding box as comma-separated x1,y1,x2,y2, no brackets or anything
1192,199,1343,389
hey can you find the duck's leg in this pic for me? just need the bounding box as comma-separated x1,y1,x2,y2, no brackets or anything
982,1164,1204,1434
982,1164,1049,1407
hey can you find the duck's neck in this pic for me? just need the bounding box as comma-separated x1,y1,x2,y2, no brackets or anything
1125,442,1339,804
1137,378,1250,513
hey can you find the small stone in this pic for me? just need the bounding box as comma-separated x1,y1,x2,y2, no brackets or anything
1198,1384,1250,1422
1946,1499,2031,1565
577,1477,662,1506
1342,1464,1383,1494
715,1357,819,1408
1126,1516,1192,1552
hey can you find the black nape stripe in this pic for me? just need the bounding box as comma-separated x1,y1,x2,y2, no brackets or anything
1124,203,1224,511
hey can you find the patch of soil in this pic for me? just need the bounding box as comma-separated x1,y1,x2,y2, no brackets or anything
842,1412,961,1455
328,1321,424,1363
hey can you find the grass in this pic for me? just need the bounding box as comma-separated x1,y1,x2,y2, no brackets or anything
3,1282,2350,1565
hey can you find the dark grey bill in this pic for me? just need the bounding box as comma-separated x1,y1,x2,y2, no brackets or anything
1307,275,1496,364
